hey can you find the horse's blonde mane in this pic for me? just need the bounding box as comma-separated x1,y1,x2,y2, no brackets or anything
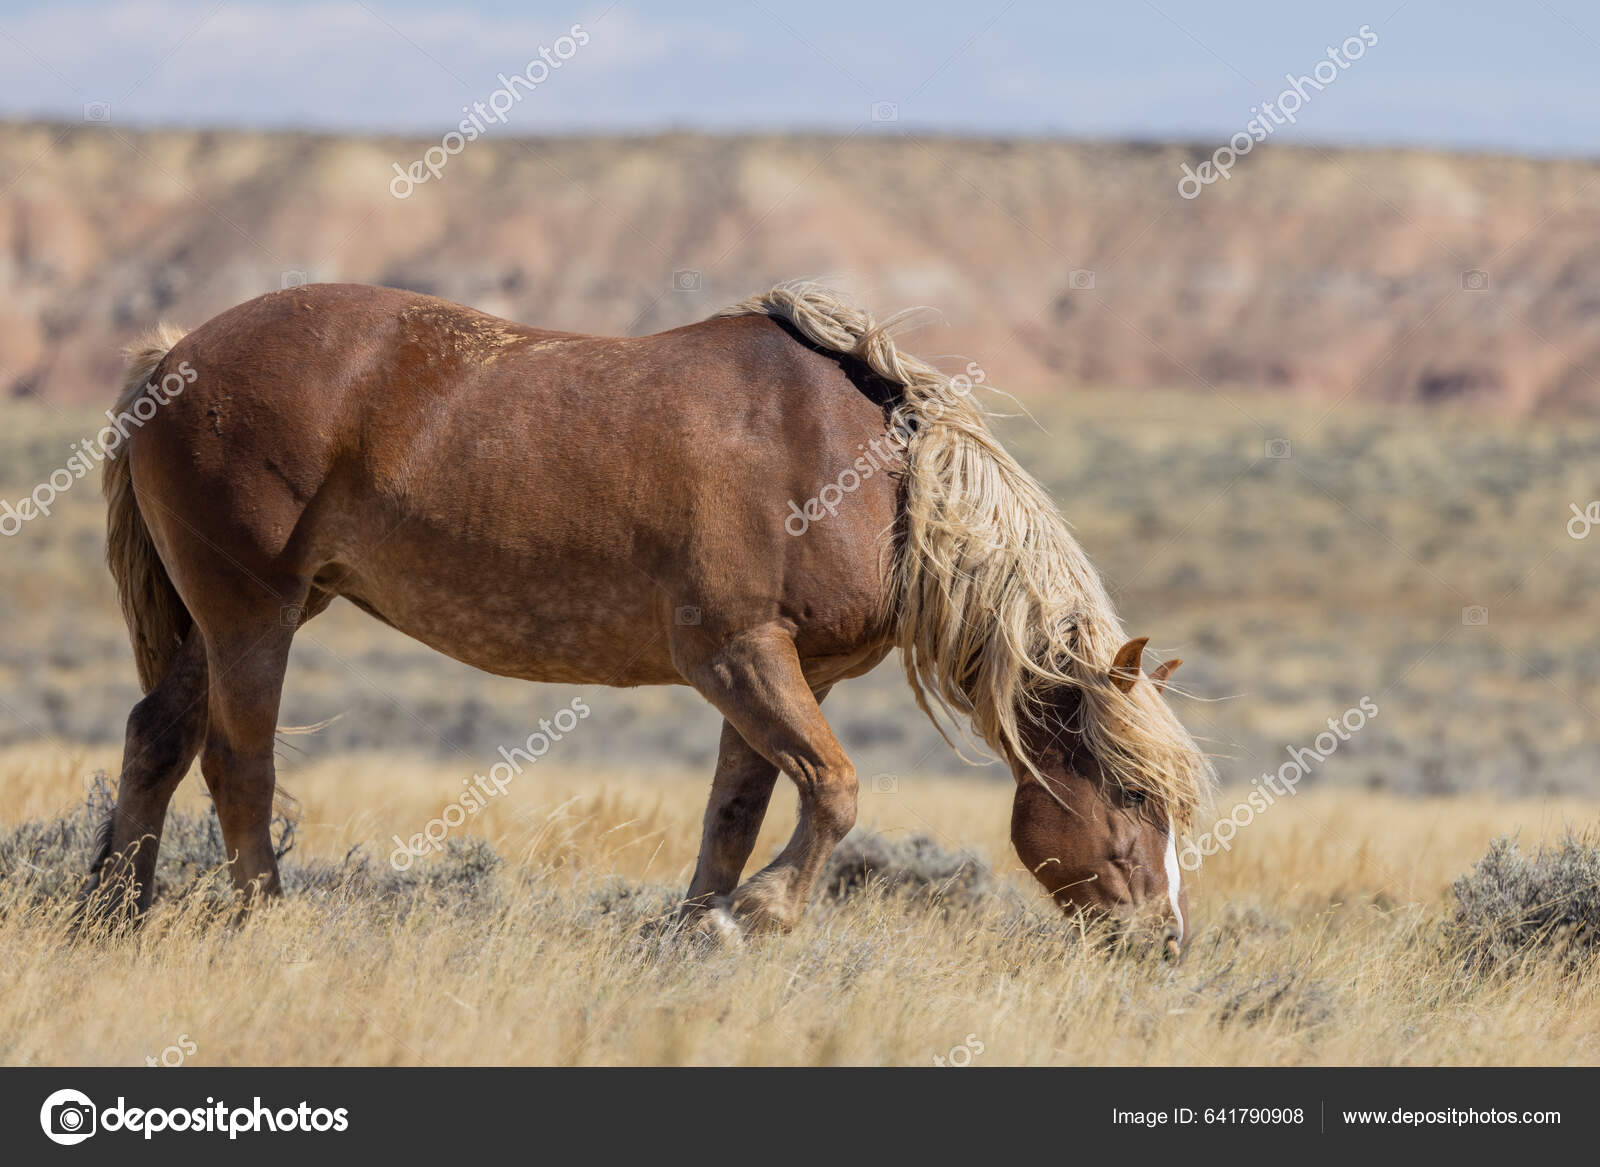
716,283,1212,825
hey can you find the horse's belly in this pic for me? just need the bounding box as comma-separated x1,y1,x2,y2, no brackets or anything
323,546,681,686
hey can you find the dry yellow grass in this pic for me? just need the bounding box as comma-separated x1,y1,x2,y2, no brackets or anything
2,742,1596,1066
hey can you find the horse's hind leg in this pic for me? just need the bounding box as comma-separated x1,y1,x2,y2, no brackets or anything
196,596,302,904
679,628,855,933
87,627,209,915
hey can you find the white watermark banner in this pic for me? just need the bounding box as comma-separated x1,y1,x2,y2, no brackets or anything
1177,696,1378,870
390,696,591,868
1,360,197,537
390,24,590,198
1179,26,1378,199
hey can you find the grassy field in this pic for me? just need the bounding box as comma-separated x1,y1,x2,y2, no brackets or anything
1,743,1596,1066
1,387,1597,1065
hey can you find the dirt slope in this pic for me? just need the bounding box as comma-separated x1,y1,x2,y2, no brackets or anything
4,123,1599,410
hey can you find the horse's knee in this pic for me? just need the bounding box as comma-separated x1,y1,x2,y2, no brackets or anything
812,764,858,840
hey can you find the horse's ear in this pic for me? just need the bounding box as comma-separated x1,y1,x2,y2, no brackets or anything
1109,637,1148,693
1149,658,1182,695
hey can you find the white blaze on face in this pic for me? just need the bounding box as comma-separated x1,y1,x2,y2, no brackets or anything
1164,818,1184,938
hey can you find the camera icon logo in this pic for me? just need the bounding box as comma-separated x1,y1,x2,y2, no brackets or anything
1265,438,1292,460
675,605,701,626
82,102,112,123
40,1088,97,1145
1461,269,1489,291
281,269,309,289
871,101,899,122
280,603,306,627
672,269,702,291
1068,268,1095,291
870,772,898,794
1462,605,1489,626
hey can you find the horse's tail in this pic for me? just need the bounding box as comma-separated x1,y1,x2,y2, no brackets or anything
104,325,192,693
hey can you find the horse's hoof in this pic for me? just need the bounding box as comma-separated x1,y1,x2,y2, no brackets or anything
728,882,797,935
697,905,743,948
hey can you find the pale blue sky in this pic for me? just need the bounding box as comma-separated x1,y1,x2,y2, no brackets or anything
0,0,1591,155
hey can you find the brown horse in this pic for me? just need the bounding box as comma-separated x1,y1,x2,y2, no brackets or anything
86,282,1211,952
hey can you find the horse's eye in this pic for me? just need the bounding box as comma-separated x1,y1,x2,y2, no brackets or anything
1124,789,1146,806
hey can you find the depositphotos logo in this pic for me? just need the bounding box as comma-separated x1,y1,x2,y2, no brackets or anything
39,1088,349,1143
40,1089,96,1145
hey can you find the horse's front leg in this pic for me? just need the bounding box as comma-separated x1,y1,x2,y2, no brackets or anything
678,627,855,934
681,685,835,934
681,719,779,935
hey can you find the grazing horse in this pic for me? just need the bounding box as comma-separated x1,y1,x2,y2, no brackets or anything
86,282,1211,951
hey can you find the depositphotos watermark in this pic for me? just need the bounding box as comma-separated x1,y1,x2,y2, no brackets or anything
1568,501,1600,539
1178,25,1378,199
785,361,988,536
932,1033,985,1067
390,24,589,198
390,696,591,868
1,360,197,536
1176,696,1377,871
40,1088,348,1145
145,1033,197,1068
